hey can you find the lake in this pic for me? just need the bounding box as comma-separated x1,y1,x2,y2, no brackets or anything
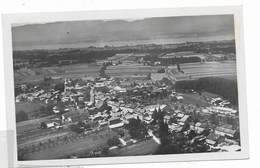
13,35,235,51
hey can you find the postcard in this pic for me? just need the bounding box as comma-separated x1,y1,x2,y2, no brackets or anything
2,6,248,167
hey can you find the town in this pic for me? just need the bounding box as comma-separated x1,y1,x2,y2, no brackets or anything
14,40,240,160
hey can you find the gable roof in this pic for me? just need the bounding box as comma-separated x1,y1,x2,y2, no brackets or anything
207,133,222,141
215,126,236,135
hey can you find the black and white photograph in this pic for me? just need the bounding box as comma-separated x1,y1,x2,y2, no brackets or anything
2,6,248,167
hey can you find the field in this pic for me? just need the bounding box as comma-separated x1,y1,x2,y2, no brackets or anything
162,52,206,58
107,53,133,61
109,139,158,156
18,130,70,147
14,63,101,84
15,102,44,113
106,63,166,78
24,129,118,160
180,61,237,80
181,93,212,108
16,115,57,133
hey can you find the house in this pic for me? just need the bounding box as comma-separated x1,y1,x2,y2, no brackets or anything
176,113,185,120
221,145,241,152
99,121,108,128
119,136,134,146
111,111,122,118
45,121,56,128
53,106,60,114
209,106,238,116
108,117,124,129
206,133,225,146
194,122,209,134
158,104,174,113
169,123,184,132
95,100,105,109
163,115,171,124
178,115,191,126
124,113,136,123
108,117,121,125
143,115,153,124
109,122,124,129
114,86,127,94
215,126,238,139
175,95,184,102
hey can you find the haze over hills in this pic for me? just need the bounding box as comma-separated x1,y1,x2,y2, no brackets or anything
12,15,235,49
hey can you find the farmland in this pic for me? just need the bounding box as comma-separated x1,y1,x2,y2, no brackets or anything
14,63,102,84
106,63,167,79
161,51,206,59
24,129,118,160
107,53,133,61
16,115,57,133
180,61,237,80
109,139,158,156
181,93,212,108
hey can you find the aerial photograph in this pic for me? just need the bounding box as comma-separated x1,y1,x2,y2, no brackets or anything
12,14,241,161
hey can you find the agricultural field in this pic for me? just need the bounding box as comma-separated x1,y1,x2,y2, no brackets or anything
107,53,133,61
181,93,212,108
15,102,44,113
106,63,167,78
161,51,207,58
180,61,237,80
14,63,102,84
24,129,118,160
16,115,58,133
109,138,158,156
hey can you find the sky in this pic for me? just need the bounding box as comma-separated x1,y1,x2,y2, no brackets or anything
12,15,235,49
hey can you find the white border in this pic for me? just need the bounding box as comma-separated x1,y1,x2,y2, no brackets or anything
2,6,249,167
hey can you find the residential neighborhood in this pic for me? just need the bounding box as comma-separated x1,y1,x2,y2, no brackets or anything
12,15,241,161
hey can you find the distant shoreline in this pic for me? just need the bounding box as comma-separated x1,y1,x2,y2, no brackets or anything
13,35,235,51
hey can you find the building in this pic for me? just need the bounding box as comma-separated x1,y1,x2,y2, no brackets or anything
215,126,238,139
151,73,168,81
206,133,225,146
208,106,238,116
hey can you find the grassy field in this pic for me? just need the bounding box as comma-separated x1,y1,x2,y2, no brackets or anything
180,61,237,80
15,102,45,113
107,53,132,61
18,131,70,147
162,52,206,58
181,93,212,108
14,63,101,84
16,115,57,133
24,130,118,160
106,63,166,78
109,139,158,156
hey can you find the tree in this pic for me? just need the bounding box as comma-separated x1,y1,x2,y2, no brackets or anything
16,110,29,123
177,63,181,71
157,68,165,73
210,113,219,125
40,122,47,129
147,72,151,80
154,143,182,155
125,118,148,140
169,116,178,124
152,108,158,121
107,136,120,147
158,121,169,139
101,147,109,155
157,109,164,122
188,130,197,140
54,83,65,92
